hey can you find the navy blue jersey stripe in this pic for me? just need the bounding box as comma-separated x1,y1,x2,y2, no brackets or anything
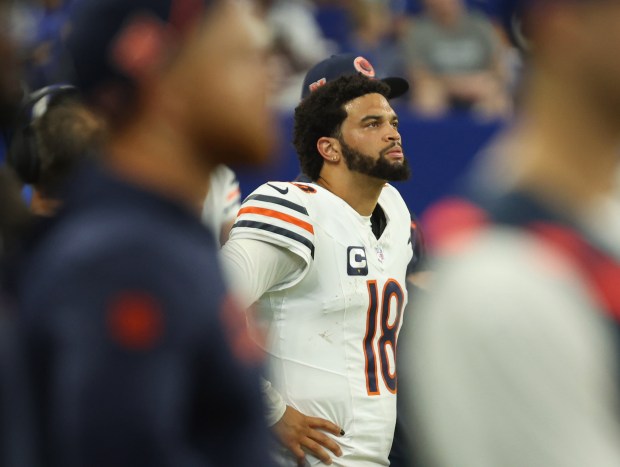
233,220,315,258
243,194,308,216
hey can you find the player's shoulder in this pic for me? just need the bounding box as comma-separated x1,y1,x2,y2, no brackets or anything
231,181,317,262
243,181,319,213
251,180,317,198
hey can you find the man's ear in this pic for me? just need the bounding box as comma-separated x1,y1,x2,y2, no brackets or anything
316,136,341,162
111,14,171,81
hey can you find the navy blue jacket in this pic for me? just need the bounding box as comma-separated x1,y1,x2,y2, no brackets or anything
14,163,275,467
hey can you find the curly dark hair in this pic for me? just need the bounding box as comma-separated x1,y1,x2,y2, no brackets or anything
293,75,391,181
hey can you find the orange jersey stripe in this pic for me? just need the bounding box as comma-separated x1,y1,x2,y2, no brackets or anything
238,207,314,234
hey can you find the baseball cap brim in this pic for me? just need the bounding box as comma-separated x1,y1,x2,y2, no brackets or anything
381,77,409,100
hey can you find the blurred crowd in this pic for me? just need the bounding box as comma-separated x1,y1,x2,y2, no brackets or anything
10,0,520,118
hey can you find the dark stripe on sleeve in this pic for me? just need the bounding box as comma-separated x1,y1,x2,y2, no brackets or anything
232,220,315,258
243,194,308,215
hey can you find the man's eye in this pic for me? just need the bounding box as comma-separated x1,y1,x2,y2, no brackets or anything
392,121,399,129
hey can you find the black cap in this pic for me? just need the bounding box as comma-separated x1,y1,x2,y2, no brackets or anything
301,54,409,100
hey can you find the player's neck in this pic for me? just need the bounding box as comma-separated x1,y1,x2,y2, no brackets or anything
513,71,620,214
316,170,384,216
105,112,214,214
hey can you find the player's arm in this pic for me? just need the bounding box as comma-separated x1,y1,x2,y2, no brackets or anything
221,181,318,306
221,237,305,308
221,238,344,465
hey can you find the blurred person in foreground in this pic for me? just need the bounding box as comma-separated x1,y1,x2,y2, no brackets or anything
7,84,105,217
222,69,413,465
403,0,511,118
404,0,620,466
9,0,278,466
0,0,22,130
1,2,38,467
1,0,31,257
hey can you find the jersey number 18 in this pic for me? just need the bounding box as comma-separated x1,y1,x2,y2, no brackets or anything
363,279,404,396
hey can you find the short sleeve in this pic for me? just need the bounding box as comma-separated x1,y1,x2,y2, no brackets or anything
229,182,316,267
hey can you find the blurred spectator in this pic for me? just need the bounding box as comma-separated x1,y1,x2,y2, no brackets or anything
7,84,104,216
10,0,74,89
1,3,36,466
0,167,31,258
0,0,23,129
404,0,497,17
10,0,278,465
258,0,335,109
403,0,511,118
341,0,407,88
1,0,30,252
313,1,350,50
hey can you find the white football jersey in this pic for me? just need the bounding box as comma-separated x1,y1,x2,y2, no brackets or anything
229,181,413,466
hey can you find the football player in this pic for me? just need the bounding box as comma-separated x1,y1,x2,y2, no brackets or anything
222,72,413,466
292,54,426,467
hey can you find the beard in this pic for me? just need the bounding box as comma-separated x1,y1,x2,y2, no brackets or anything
338,137,411,182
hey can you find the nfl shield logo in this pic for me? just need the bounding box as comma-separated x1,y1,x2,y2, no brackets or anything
375,246,385,263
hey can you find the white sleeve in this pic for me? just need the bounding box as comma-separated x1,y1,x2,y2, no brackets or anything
405,229,620,467
221,237,306,309
227,182,315,279
261,378,287,426
221,237,305,425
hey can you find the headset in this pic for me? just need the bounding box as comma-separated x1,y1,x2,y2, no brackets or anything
7,84,77,185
